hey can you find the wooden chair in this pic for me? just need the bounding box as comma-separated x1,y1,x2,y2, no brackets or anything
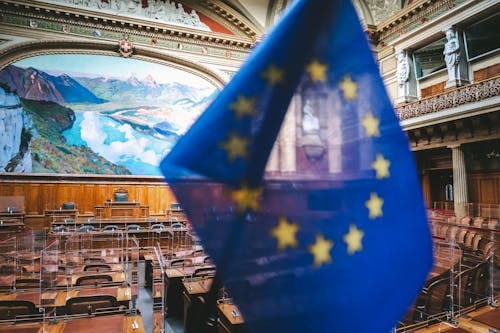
414,273,451,321
65,295,118,315
470,261,490,303
62,202,76,210
126,224,141,231
79,225,95,232
75,274,113,286
193,267,216,278
0,300,37,320
170,258,192,267
102,225,119,232
84,264,112,273
53,225,68,233
114,188,128,202
151,224,165,231
14,278,40,289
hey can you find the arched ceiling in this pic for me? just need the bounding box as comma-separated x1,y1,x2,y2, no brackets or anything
222,0,404,29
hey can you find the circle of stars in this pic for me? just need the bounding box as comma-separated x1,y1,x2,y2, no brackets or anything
216,54,393,269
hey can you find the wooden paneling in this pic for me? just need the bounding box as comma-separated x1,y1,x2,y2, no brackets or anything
0,178,174,229
421,81,445,98
468,171,500,204
473,64,500,82
420,173,431,208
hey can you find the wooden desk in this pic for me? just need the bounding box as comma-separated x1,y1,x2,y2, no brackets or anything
45,209,78,225
183,278,212,296
57,272,126,287
1,285,133,308
218,303,246,333
102,201,141,219
0,314,145,333
0,212,25,222
183,277,213,332
0,212,25,232
412,306,500,333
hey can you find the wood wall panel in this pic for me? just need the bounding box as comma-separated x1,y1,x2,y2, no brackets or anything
82,184,96,213
468,171,500,204
421,81,445,98
0,179,173,218
24,184,40,214
473,64,500,82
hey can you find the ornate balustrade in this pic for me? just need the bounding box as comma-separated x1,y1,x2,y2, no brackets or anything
396,76,500,121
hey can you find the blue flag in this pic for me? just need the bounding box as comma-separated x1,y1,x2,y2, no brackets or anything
160,0,433,332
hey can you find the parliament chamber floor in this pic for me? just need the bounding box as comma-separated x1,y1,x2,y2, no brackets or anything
0,203,498,333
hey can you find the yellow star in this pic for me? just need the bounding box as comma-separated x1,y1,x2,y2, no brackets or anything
230,95,256,118
309,234,334,268
371,154,390,179
339,75,357,100
270,216,299,251
361,112,380,137
261,64,285,86
365,192,383,219
343,224,364,255
220,133,250,161
231,185,262,213
306,59,328,83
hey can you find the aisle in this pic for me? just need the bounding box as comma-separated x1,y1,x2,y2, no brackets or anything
136,261,182,333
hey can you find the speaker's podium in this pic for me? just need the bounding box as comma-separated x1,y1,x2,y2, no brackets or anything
99,189,148,219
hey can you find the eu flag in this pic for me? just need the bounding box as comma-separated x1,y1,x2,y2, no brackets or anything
160,0,433,332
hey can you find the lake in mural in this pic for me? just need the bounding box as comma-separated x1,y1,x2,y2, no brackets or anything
0,54,218,175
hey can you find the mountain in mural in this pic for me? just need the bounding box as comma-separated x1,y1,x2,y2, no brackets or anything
0,65,106,104
74,75,214,107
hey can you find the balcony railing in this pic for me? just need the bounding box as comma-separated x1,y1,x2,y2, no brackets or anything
396,76,500,121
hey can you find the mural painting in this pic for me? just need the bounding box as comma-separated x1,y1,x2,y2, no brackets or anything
0,54,218,175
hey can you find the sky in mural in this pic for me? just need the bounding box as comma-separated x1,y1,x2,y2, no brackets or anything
15,54,213,86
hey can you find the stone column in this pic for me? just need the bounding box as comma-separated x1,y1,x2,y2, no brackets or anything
450,144,468,219
266,142,280,173
443,27,470,89
280,99,297,173
395,50,418,104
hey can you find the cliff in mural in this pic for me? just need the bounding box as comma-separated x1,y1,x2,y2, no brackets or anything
20,99,131,174
0,86,32,172
0,65,106,104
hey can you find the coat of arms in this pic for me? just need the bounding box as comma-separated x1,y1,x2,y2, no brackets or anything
119,39,133,58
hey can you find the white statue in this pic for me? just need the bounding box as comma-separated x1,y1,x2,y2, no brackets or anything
397,51,410,87
302,98,319,133
443,28,460,79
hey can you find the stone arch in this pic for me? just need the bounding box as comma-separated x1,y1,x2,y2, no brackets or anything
0,39,228,90
353,0,375,25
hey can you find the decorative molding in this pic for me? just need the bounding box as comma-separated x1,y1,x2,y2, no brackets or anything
199,0,262,41
0,0,256,52
396,76,500,121
36,0,212,32
0,39,229,88
406,112,500,151
375,0,469,50
0,172,167,184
